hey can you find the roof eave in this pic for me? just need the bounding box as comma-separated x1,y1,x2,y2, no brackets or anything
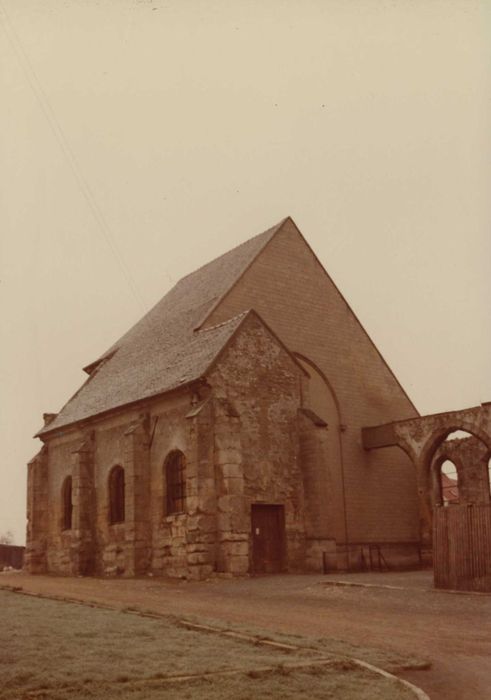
35,377,205,440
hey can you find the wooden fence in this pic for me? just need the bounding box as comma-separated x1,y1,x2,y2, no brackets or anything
433,503,491,592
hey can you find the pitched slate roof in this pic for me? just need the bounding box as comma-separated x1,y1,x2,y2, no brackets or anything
37,219,287,436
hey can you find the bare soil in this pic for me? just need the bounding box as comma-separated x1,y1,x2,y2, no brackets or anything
2,570,490,699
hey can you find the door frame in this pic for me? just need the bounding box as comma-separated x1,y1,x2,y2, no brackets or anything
250,503,286,575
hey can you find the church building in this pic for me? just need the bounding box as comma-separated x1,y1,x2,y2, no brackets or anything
26,217,421,578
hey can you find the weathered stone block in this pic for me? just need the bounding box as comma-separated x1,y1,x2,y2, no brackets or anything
214,434,240,451
219,464,243,480
221,540,249,557
217,495,243,513
187,552,211,565
187,564,214,581
186,542,211,553
215,449,241,466
185,496,200,512
226,556,249,575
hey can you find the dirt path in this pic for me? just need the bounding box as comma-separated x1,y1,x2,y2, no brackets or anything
2,571,490,699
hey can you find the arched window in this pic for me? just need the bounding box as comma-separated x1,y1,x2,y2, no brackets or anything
439,460,459,505
108,466,125,524
62,476,72,531
165,451,186,515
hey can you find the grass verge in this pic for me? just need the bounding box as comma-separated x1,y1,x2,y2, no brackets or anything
0,589,425,699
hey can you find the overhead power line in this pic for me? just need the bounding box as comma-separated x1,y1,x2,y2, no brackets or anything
0,3,146,311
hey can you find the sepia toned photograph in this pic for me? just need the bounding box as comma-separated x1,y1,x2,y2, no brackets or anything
1,1,490,698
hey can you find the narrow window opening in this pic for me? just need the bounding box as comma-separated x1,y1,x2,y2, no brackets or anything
165,451,186,515
62,476,72,531
109,466,125,524
440,460,459,505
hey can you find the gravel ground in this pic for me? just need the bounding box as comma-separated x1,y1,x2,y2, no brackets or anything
2,570,490,699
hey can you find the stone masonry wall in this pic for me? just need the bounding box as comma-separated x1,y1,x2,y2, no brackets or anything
94,416,136,576
149,391,200,579
36,392,197,578
45,432,83,575
92,394,197,578
432,437,490,505
207,313,307,573
33,314,309,580
25,446,49,573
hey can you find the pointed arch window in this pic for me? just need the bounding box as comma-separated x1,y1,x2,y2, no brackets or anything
109,465,125,524
165,451,186,515
62,476,73,531
439,460,459,505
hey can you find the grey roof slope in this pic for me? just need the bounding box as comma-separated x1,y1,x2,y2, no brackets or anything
37,219,286,436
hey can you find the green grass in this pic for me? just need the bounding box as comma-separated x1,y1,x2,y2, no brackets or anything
0,590,421,699
175,614,430,674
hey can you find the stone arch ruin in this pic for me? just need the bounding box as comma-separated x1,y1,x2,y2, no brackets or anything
363,402,491,591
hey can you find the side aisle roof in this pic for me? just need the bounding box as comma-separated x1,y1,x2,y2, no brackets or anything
37,219,288,436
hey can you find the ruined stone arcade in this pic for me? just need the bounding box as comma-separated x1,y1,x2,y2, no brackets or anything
363,403,491,591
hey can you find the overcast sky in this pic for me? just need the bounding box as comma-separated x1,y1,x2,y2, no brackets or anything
1,0,490,545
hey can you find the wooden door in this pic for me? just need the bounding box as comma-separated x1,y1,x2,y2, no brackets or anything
251,504,286,574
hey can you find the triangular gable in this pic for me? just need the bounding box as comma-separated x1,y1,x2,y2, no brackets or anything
201,217,418,417
202,308,309,381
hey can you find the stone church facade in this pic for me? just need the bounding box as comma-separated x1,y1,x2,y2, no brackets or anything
26,218,421,579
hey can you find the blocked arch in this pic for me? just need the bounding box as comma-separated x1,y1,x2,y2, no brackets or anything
164,450,186,516
108,465,125,524
293,353,342,419
293,352,347,543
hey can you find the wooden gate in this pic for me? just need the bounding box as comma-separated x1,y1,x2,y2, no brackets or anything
433,503,491,592
251,504,286,574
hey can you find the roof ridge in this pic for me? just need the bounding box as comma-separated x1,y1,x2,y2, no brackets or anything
194,217,289,330
176,218,288,287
